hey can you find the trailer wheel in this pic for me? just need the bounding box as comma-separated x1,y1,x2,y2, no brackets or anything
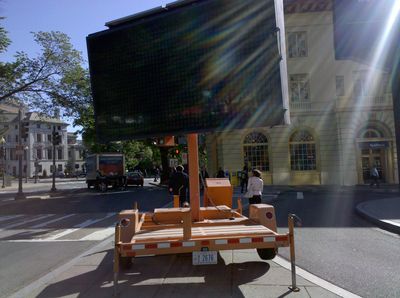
99,181,107,192
119,256,132,270
257,248,277,260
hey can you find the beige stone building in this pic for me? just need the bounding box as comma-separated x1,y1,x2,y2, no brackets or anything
206,0,397,186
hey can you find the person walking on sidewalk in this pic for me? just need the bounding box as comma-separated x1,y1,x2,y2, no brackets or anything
247,169,263,204
168,165,189,206
240,165,249,194
370,166,380,188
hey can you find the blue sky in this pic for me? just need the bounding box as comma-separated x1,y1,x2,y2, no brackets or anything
1,0,170,135
1,0,169,63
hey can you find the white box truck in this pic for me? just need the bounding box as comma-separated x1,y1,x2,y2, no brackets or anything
86,153,126,191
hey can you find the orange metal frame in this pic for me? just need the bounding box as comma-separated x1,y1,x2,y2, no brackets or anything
113,133,295,295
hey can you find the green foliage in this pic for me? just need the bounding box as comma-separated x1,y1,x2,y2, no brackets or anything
0,31,91,119
0,17,10,54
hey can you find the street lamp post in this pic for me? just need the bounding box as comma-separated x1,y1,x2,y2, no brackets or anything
1,137,5,188
15,109,26,200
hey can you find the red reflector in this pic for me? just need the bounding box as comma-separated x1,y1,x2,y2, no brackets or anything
171,242,182,248
252,237,263,243
122,246,131,251
201,240,210,245
145,244,157,249
265,212,273,219
228,239,240,244
275,235,288,242
126,252,136,257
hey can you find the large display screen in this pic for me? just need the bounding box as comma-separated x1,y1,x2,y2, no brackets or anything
87,0,288,142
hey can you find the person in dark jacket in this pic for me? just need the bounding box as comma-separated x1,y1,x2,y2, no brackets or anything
216,167,225,178
240,165,249,193
168,165,189,206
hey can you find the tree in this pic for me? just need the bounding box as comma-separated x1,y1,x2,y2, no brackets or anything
0,31,91,118
0,17,10,54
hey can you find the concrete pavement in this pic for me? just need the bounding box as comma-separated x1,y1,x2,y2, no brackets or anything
3,181,400,297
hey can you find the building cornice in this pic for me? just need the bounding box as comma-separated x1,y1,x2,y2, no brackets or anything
284,0,332,14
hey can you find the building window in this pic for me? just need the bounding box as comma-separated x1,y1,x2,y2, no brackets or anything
10,148,17,161
50,165,54,173
47,149,52,160
57,126,61,130
37,134,42,142
336,76,345,96
353,71,368,98
243,132,269,172
360,128,383,139
36,148,42,160
15,125,18,129
288,31,308,58
58,164,63,172
47,134,52,142
37,124,41,128
290,130,316,171
57,148,63,160
15,135,18,142
290,74,310,102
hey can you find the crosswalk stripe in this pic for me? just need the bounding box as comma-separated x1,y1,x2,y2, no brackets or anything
80,226,115,241
0,215,24,223
0,214,55,230
31,214,76,229
44,212,116,240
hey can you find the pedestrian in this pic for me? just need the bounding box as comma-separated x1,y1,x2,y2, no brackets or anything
247,169,263,204
370,165,380,188
154,167,160,182
216,167,225,178
240,165,249,194
168,165,189,206
200,166,209,190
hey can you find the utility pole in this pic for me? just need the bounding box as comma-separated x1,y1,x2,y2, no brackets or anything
15,108,26,200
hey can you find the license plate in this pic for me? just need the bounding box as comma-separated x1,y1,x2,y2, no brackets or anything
192,251,218,265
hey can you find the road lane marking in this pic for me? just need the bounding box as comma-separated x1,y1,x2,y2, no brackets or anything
80,225,115,241
0,214,24,223
31,214,76,228
43,212,116,240
297,192,304,199
0,214,55,230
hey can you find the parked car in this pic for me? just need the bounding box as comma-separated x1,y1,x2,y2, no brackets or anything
126,171,144,187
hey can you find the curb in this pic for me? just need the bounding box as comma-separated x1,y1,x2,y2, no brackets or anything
355,203,400,235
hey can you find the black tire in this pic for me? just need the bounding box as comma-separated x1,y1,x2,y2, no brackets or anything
119,256,132,270
257,248,277,260
99,181,107,192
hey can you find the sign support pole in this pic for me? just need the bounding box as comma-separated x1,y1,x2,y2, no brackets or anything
187,133,200,221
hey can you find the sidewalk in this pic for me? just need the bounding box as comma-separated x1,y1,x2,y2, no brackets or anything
12,240,359,298
355,197,400,235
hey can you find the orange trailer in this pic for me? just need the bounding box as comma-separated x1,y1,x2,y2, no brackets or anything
113,134,300,295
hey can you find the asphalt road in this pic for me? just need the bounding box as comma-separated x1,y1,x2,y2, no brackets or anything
0,182,399,298
0,179,170,298
274,190,400,298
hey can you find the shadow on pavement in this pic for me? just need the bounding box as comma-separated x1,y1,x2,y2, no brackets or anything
36,250,270,298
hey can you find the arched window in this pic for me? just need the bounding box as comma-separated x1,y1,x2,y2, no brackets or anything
289,130,316,171
243,132,269,171
360,128,383,139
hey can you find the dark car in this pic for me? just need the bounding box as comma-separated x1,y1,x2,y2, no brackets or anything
126,171,144,187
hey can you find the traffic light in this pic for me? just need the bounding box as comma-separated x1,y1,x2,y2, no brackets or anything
20,121,29,140
52,131,62,145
